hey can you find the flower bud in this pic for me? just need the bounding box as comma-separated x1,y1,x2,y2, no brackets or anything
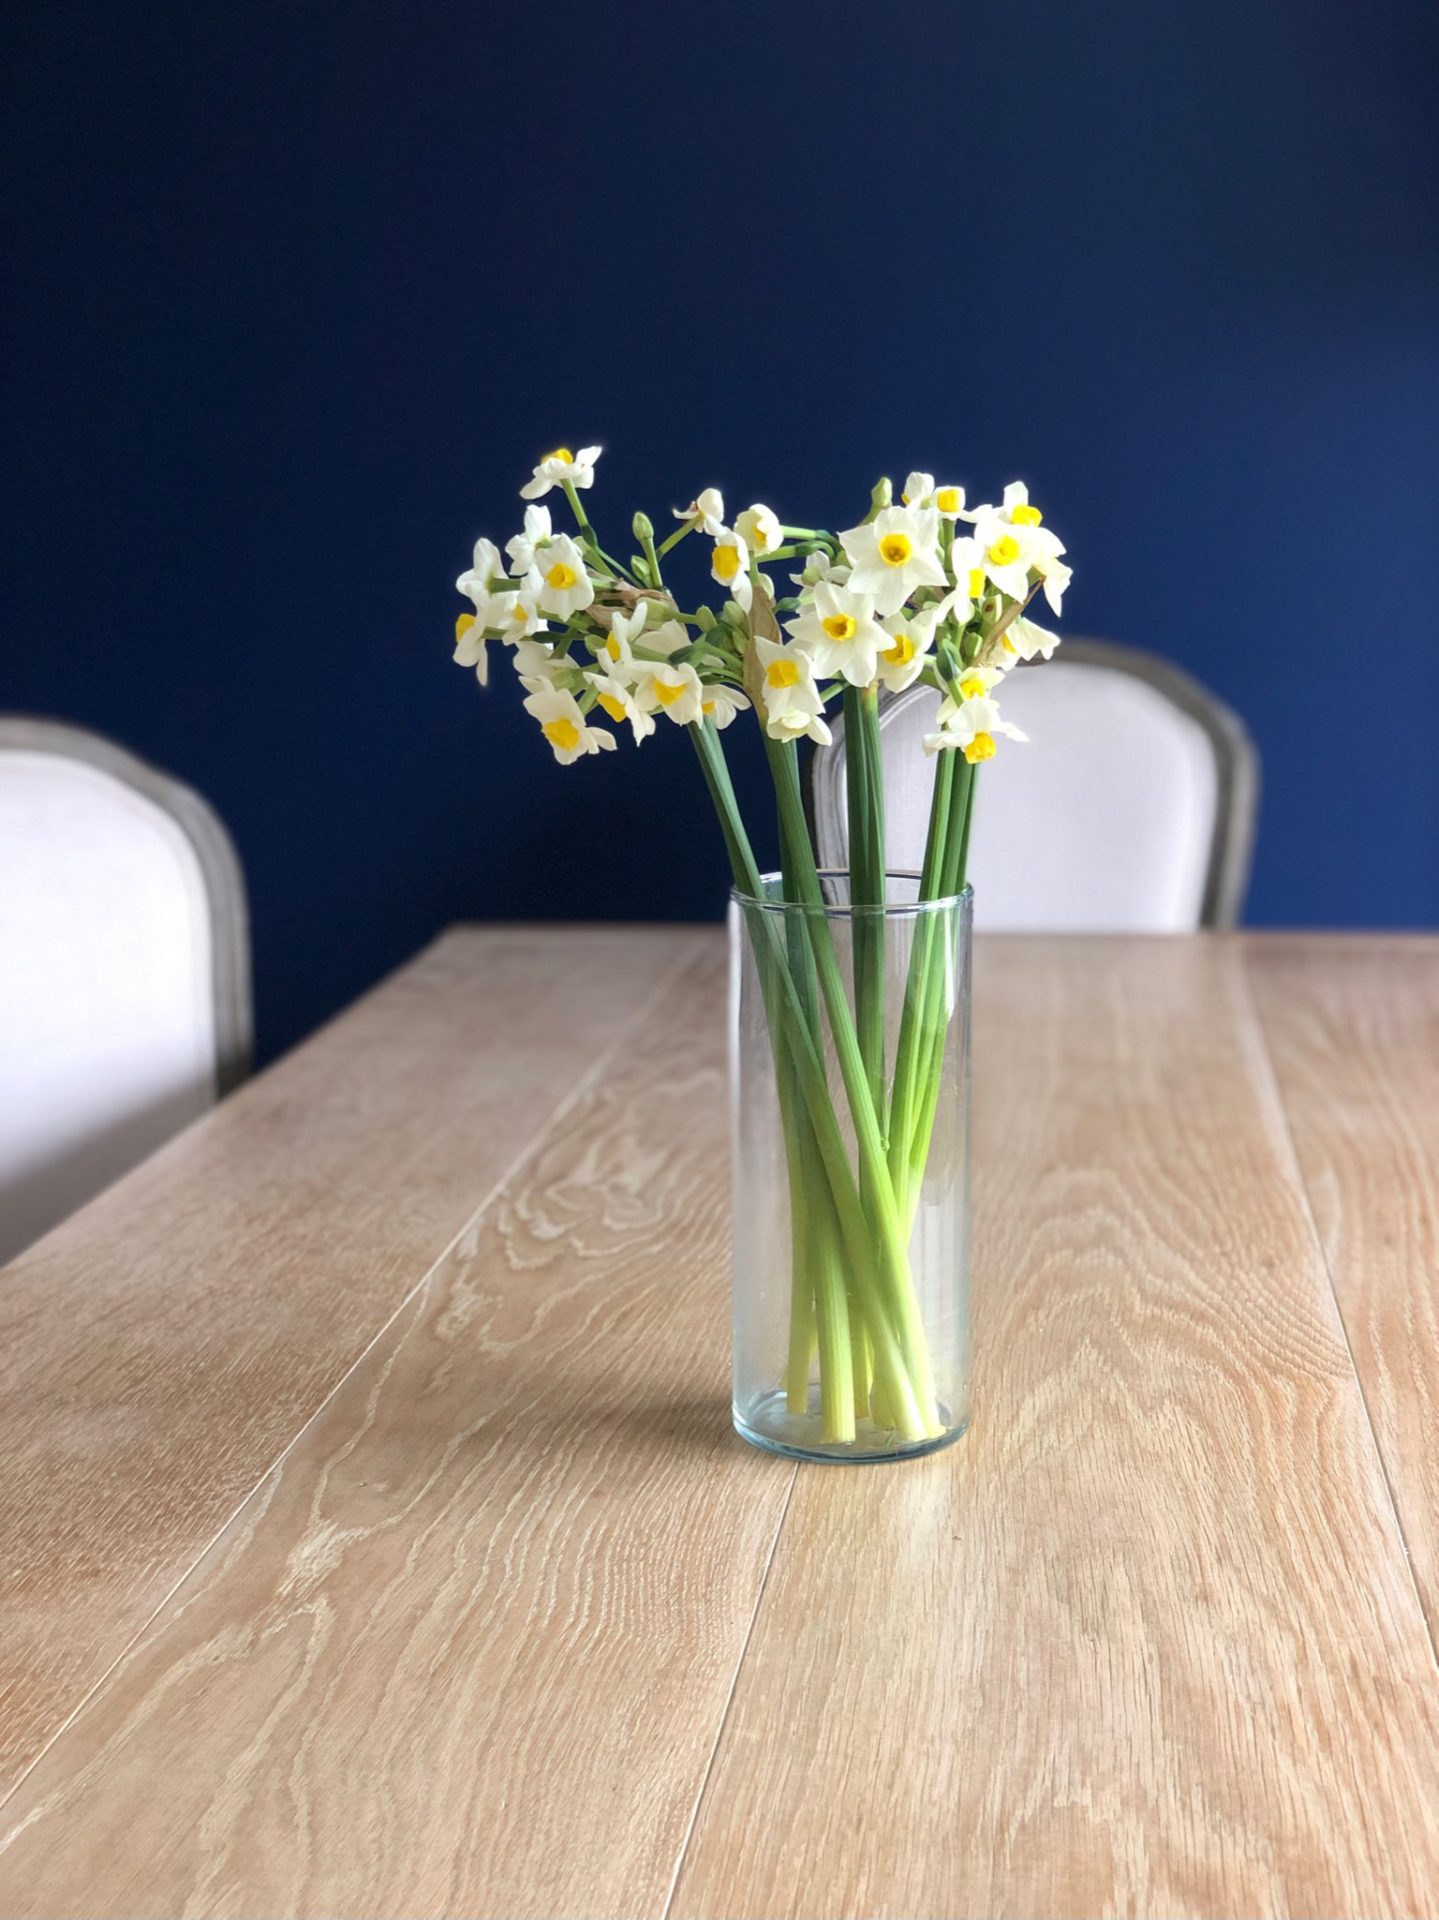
868,477,893,517
693,605,716,631
632,510,654,543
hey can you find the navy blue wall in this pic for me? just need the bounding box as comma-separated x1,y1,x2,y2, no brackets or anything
5,0,1436,1061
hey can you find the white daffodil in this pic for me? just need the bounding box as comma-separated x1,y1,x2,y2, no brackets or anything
533,533,595,619
595,604,648,672
456,536,508,611
634,658,705,726
453,614,492,685
924,683,1027,762
699,685,751,730
521,686,616,764
968,514,1046,600
505,505,554,577
497,579,548,642
753,637,832,745
711,530,753,612
520,444,602,500
876,605,941,693
959,482,1044,527
901,473,969,520
839,504,947,616
943,534,987,621
1033,551,1072,615
511,638,566,692
672,487,726,536
735,503,782,557
587,669,656,743
995,613,1062,664
790,549,850,589
784,581,886,688
996,480,1046,528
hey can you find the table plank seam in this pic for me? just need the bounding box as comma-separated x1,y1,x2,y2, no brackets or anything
1242,956,1439,1679
661,1458,800,1920
0,935,710,1825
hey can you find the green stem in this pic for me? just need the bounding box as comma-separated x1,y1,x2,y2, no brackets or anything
693,725,932,1440
762,736,940,1432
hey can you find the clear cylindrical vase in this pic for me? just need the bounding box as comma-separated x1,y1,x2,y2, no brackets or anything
729,870,972,1463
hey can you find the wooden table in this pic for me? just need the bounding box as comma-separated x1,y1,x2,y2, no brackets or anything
2,928,1438,1919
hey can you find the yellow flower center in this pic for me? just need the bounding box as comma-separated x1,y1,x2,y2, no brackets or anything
713,543,742,582
935,487,961,515
455,613,476,642
878,533,913,567
959,675,988,700
596,691,627,724
542,718,581,752
653,678,685,706
702,698,716,714
1010,503,1042,526
1002,634,1017,654
546,560,580,590
968,569,986,599
821,613,858,642
963,731,996,763
606,634,621,661
885,634,915,665
510,602,529,626
987,535,1021,567
542,447,573,465
766,658,801,689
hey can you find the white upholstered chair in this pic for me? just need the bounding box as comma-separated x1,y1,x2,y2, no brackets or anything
809,642,1258,930
0,718,252,1266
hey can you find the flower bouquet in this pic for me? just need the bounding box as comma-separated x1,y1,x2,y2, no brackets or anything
452,447,1071,1460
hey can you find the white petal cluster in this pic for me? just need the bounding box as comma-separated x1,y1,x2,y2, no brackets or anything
520,445,602,500
450,453,1072,773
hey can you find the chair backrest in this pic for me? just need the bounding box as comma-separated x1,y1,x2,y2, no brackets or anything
0,717,252,1265
809,641,1258,931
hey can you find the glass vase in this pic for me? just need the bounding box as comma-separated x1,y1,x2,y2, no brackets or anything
729,869,972,1463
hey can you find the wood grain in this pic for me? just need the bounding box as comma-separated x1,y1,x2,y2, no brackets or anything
0,925,699,1803
0,945,797,1920
672,937,1439,1920
1247,935,1439,1641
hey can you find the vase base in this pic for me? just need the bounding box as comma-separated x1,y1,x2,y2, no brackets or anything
733,1387,969,1465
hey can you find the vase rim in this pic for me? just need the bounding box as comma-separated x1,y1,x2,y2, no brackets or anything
730,869,974,918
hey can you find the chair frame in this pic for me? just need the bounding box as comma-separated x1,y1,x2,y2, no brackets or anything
0,715,254,1093
807,639,1260,929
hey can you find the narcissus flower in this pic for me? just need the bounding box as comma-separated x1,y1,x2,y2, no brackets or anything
511,638,566,692
711,530,753,611
876,605,941,693
453,614,491,684
754,637,832,745
902,473,968,520
790,550,850,589
785,582,886,687
735,504,782,556
1033,552,1072,615
587,669,656,743
699,685,751,730
672,488,726,536
634,658,705,726
924,683,1027,761
456,536,508,611
522,686,616,763
506,505,554,577
995,614,1063,663
533,534,595,619
520,444,602,500
839,505,947,616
